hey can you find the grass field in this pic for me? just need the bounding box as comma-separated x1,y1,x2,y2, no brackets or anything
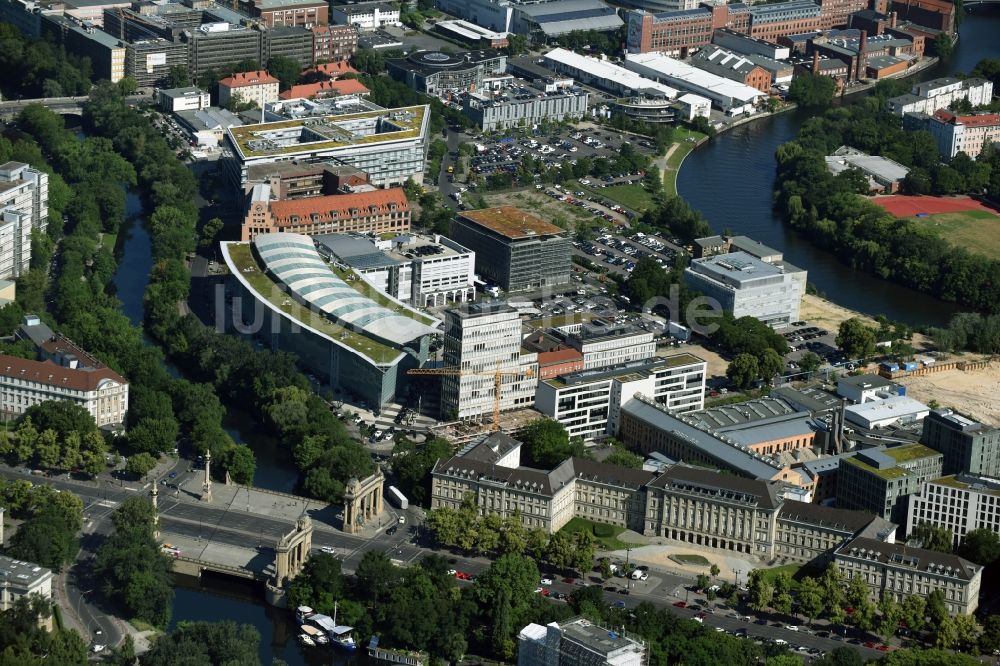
560,517,641,551
663,128,707,196
907,209,1000,258
578,182,656,213
669,554,712,566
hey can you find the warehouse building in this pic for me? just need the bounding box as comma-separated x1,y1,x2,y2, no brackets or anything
712,27,792,60
824,146,910,193
844,396,930,429
434,0,514,33
625,3,751,58
512,0,624,40
434,20,510,49
542,48,679,99
625,51,766,114
691,45,773,91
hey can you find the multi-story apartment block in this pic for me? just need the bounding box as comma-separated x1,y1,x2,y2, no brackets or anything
452,207,571,292
886,76,993,116
311,25,358,64
925,110,1000,160
684,251,806,327
238,0,327,28
242,184,410,241
219,70,281,110
921,409,1000,477
907,474,1000,548
0,162,48,281
0,354,129,427
775,500,896,564
330,1,399,30
535,354,707,441
834,536,982,615
837,444,943,527
518,618,646,666
441,302,538,421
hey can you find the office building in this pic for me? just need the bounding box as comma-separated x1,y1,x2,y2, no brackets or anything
124,38,189,88
886,76,993,116
0,0,59,38
222,104,430,191
799,450,864,504
677,93,711,120
0,554,53,615
535,354,707,441
158,86,212,113
747,0,823,43
837,374,902,404
691,45,773,91
242,185,411,241
462,84,589,132
435,0,513,33
278,78,370,100
825,146,910,193
176,107,244,147
924,110,1000,160
625,4,751,58
452,207,571,292
921,409,1000,477
775,500,896,564
553,320,657,371
220,233,438,409
329,2,399,30
907,474,1000,548
837,444,943,525
239,0,327,28
386,50,508,97
61,0,130,28
511,0,623,40
219,70,281,109
834,536,981,615
625,52,766,114
0,162,48,281
314,232,476,307
684,251,806,327
518,618,646,666
311,25,358,64
817,0,868,30
0,354,129,428
441,303,537,420
40,14,126,83
542,48,678,99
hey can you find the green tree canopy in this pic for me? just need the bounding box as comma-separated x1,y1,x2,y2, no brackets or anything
139,621,261,666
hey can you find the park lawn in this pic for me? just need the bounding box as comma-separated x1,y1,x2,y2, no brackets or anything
577,182,656,213
752,563,824,593
662,128,707,196
907,209,1000,258
560,517,642,551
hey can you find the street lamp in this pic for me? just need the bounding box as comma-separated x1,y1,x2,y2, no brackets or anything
733,568,740,588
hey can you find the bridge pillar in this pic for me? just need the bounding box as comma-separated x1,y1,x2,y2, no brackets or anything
341,469,385,534
268,511,314,608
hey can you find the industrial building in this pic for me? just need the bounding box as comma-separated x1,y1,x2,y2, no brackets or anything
220,233,439,409
535,354,707,441
441,303,538,421
462,84,589,132
314,232,476,307
684,251,806,326
836,374,903,404
625,3,751,58
329,2,400,30
844,395,930,429
434,20,510,49
542,48,679,99
625,52,766,114
0,162,48,281
886,76,994,116
386,50,508,97
837,444,943,526
691,45,773,91
921,409,1000,478
511,0,624,40
824,146,910,193
222,103,430,191
518,618,647,666
907,474,1000,549
451,207,571,292
712,27,792,60
747,0,822,43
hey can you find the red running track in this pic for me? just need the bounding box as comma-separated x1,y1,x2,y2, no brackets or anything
870,195,995,217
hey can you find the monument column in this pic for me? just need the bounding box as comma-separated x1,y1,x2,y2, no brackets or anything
202,451,213,502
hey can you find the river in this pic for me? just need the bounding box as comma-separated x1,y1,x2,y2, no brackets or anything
677,9,1000,326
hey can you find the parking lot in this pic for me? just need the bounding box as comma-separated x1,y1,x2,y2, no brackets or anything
777,323,844,370
575,228,685,278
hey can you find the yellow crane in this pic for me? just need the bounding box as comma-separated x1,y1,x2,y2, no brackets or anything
407,364,534,432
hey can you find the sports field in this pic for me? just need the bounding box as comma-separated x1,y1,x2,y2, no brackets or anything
870,194,993,216
906,208,1000,258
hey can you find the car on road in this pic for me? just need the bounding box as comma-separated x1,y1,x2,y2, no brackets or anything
613,600,626,609
672,601,687,608
386,526,397,535
562,577,576,584
447,569,457,576
540,577,554,585
320,546,335,554
692,614,705,624
754,619,768,625
773,639,787,646
604,586,617,592
168,471,178,478
787,625,799,632
397,515,405,524
91,644,106,654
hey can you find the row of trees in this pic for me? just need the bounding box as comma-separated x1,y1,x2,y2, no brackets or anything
929,311,1000,354
0,477,83,570
0,23,94,98
0,412,107,476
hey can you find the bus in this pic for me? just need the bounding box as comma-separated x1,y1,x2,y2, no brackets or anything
387,486,408,510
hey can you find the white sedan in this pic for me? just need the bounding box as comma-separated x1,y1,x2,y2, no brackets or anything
320,546,335,554
540,577,554,586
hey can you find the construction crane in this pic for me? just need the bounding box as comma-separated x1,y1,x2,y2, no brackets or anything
407,364,534,432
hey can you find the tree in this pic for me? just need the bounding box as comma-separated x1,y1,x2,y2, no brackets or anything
846,575,875,632
286,553,345,615
953,614,980,648
571,530,596,573
797,576,824,626
899,594,926,635
926,589,948,626
126,452,158,478
821,563,846,622
837,318,877,360
505,33,528,57
0,595,88,664
499,511,528,556
199,217,224,248
877,595,901,642
23,400,97,439
759,348,785,381
788,72,836,108
8,508,79,570
911,522,953,552
521,419,577,468
980,614,1000,656
604,445,643,469
696,573,711,591
798,351,822,373
930,33,953,59
710,563,720,579
545,530,576,569
266,56,300,91
166,65,190,88
223,445,256,485
474,553,540,656
600,557,613,580
958,528,1000,565
352,48,385,75
726,353,759,389
747,570,773,612
117,76,138,96
934,615,958,648
139,621,261,666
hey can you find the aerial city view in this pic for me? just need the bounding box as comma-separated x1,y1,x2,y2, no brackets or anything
1,0,1000,663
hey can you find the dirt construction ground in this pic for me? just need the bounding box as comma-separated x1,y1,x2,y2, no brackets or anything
798,294,932,350
898,360,1000,426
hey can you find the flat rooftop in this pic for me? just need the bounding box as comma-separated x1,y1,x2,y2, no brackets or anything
558,617,645,656
226,105,427,160
845,396,929,424
544,353,704,388
688,251,785,285
458,206,565,240
0,554,51,589
931,474,1000,496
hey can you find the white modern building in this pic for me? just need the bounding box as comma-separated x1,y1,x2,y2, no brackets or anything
535,354,706,441
434,0,513,33
837,374,902,404
886,76,994,116
442,302,538,421
218,70,281,110
844,395,930,429
907,474,1000,548
157,86,211,113
222,104,430,190
683,251,806,327
330,1,400,30
0,161,48,280
315,232,476,307
677,92,710,120
542,48,678,99
552,320,657,370
0,554,53,618
625,52,766,115
0,354,129,427
519,618,646,666
462,85,589,132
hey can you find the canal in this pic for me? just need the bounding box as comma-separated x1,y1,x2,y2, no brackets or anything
677,9,1000,326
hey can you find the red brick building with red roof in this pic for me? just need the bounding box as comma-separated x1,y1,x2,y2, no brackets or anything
242,187,411,241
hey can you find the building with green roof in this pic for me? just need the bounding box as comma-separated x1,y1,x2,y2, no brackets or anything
837,443,943,528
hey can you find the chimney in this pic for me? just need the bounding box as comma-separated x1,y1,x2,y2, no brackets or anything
856,30,868,81
812,49,820,74
889,11,897,28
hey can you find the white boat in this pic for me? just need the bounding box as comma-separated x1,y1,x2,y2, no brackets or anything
298,634,316,647
301,624,328,645
295,606,314,625
330,601,357,653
